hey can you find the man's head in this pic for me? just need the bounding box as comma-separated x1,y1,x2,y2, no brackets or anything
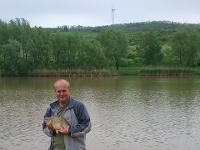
54,79,71,106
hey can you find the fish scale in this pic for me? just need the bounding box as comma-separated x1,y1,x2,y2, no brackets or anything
44,116,70,134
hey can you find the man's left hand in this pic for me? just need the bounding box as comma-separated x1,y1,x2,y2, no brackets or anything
59,124,69,134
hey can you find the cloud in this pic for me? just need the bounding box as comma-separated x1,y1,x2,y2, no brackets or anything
0,0,199,28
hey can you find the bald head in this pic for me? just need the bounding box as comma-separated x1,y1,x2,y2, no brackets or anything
54,79,70,90
54,79,71,106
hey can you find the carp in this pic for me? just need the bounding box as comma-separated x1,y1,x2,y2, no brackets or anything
44,116,70,134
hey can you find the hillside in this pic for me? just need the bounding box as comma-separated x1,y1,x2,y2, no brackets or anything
44,21,200,33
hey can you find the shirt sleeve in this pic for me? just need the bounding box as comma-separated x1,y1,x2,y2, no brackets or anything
68,104,91,137
42,107,54,137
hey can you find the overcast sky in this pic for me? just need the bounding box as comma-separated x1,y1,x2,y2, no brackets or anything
0,0,199,28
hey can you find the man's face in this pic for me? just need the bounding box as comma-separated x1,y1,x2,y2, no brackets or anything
54,81,70,103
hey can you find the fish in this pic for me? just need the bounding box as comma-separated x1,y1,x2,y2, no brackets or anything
44,116,70,134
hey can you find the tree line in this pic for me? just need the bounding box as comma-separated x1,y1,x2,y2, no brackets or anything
126,29,200,68
45,20,200,33
0,18,128,76
0,18,200,76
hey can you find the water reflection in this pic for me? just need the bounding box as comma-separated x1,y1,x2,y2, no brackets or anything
0,76,200,150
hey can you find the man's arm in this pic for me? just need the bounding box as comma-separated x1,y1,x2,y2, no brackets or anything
68,104,91,137
42,107,54,137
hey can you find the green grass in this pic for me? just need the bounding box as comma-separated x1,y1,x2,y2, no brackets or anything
118,67,140,75
2,67,200,77
139,67,194,76
194,67,200,74
118,67,197,76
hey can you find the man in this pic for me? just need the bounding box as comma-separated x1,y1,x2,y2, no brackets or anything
42,79,91,150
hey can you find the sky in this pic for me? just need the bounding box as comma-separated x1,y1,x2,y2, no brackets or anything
0,0,199,28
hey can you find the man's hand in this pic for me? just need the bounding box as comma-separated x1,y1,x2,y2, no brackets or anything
58,124,69,134
46,124,54,130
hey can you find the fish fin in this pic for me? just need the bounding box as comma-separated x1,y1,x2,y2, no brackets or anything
55,130,59,134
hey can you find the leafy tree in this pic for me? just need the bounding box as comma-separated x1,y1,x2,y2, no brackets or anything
66,33,82,70
63,26,68,32
172,30,200,67
137,31,163,65
1,39,28,76
24,39,40,69
31,27,52,68
97,29,128,70
162,44,179,66
19,18,34,64
76,38,107,70
127,46,141,66
0,20,9,46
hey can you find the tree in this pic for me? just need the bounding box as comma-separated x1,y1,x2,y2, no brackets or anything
24,39,40,69
97,29,128,70
1,39,28,76
31,27,52,69
76,38,107,70
172,29,200,67
137,31,163,65
0,20,9,46
66,33,82,70
50,30,66,68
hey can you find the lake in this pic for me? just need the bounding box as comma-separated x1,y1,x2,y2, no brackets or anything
0,76,200,150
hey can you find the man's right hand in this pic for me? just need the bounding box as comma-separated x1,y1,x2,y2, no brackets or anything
46,124,54,130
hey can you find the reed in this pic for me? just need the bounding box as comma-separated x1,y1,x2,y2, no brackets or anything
28,69,118,77
139,67,194,76
118,67,140,75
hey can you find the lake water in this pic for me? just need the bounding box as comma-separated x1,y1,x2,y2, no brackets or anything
0,76,200,150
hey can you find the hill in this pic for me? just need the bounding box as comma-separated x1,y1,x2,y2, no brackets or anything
44,20,200,33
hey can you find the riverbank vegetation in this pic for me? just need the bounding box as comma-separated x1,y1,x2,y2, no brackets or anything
0,18,200,77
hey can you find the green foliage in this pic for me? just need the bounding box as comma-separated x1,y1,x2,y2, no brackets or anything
1,18,200,76
1,39,29,76
45,21,200,34
97,29,129,70
118,67,140,75
137,31,163,65
171,29,200,67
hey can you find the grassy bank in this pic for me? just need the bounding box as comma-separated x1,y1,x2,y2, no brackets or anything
118,67,196,76
28,69,118,77
118,67,140,75
139,68,194,76
194,67,200,75
1,67,200,77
